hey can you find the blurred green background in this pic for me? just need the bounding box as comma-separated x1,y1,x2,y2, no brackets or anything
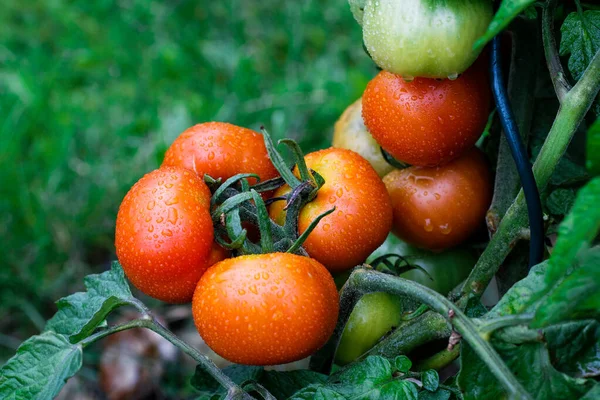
0,0,374,374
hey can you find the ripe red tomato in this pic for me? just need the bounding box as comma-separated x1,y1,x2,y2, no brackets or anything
269,148,393,272
115,167,214,303
362,61,490,166
383,148,492,251
162,122,278,184
192,253,339,365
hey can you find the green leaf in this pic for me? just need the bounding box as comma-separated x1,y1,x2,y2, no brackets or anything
546,188,576,215
543,177,600,287
533,247,600,327
290,386,347,400
587,118,600,177
260,370,328,400
487,261,547,318
581,384,600,399
560,10,600,80
546,320,600,379
418,390,451,400
474,0,536,50
0,331,82,400
458,339,594,399
550,157,589,186
421,370,439,392
45,261,137,342
394,356,412,373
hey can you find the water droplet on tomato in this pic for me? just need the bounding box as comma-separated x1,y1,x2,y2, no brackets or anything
147,200,156,210
423,219,433,232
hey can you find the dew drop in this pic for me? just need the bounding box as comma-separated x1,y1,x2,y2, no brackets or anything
148,225,154,232
162,229,173,237
440,224,452,235
249,285,258,294
434,193,441,200
238,289,246,295
165,183,173,189
447,73,459,80
272,311,283,321
323,223,331,232
167,208,178,224
424,219,433,232
208,151,215,160
147,200,156,210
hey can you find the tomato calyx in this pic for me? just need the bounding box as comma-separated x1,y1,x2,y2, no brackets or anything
206,128,334,257
369,253,434,282
380,147,410,170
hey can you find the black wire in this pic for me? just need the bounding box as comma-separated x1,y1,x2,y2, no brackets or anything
490,36,544,268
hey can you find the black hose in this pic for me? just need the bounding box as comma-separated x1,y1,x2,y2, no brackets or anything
490,35,544,268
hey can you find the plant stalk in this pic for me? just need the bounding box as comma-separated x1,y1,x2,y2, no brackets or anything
542,0,572,103
350,269,532,399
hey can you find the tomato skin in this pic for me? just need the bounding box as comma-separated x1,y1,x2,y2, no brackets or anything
335,292,402,365
115,167,214,303
369,235,476,295
269,148,393,272
192,253,339,366
383,148,492,251
362,63,490,167
332,98,394,178
361,0,492,79
162,122,278,184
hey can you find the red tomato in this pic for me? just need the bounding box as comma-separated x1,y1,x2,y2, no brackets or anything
269,148,392,272
362,61,490,166
162,122,278,184
383,148,492,250
115,167,214,303
192,253,339,365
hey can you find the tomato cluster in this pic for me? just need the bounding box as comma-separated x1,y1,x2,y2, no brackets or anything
114,0,495,368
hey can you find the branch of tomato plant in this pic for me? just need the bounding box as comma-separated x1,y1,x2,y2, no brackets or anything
342,268,532,399
414,345,460,372
80,309,254,399
461,48,600,298
542,0,572,103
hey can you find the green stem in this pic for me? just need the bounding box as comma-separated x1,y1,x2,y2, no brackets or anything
351,269,532,400
542,0,572,103
477,314,534,337
79,317,252,399
363,311,449,360
413,345,460,372
461,48,600,298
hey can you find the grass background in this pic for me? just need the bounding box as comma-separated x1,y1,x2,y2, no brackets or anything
0,0,376,366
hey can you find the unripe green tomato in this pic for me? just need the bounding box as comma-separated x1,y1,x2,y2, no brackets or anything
335,292,403,365
361,0,493,79
369,234,476,295
332,98,394,178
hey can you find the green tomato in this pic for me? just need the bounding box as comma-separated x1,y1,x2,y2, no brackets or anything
361,0,493,79
369,234,476,295
332,98,394,178
335,292,403,365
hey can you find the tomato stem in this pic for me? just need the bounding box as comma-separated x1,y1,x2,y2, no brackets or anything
542,0,572,103
80,316,253,399
347,268,532,399
413,345,460,372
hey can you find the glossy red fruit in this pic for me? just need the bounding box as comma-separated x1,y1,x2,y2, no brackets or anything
162,122,278,184
362,61,491,166
269,148,393,272
115,167,214,303
383,148,492,250
192,253,339,365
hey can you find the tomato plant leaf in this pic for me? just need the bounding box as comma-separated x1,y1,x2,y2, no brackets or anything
560,10,600,80
542,177,600,289
582,384,600,399
474,0,536,50
45,261,137,343
421,370,439,392
394,355,412,373
290,386,347,400
546,188,576,215
486,261,547,318
587,118,600,177
458,338,594,400
260,370,328,400
0,331,82,400
549,157,589,186
418,390,451,400
533,247,600,327
546,320,600,379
